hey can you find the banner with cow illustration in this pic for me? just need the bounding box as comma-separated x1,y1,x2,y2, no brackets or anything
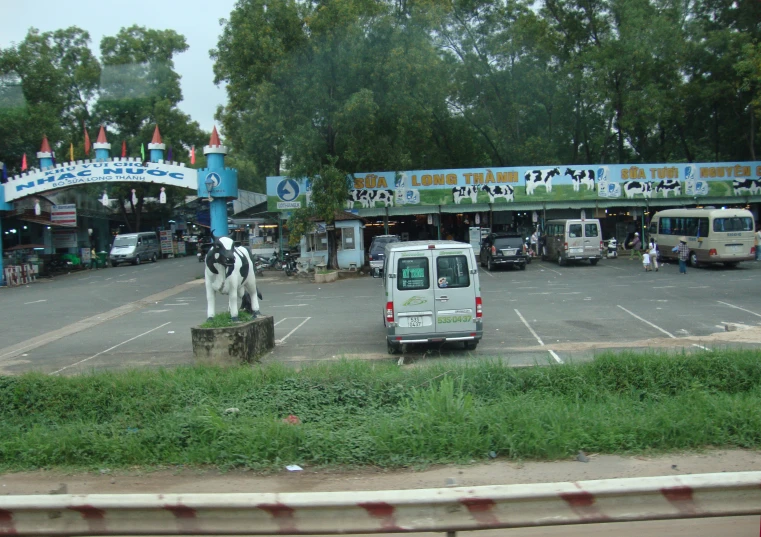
266,161,761,212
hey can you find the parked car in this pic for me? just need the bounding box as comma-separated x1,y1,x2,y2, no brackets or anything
374,240,482,353
368,234,401,272
480,232,528,271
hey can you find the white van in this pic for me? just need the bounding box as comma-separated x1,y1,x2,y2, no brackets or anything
375,240,483,354
541,219,603,265
109,232,160,266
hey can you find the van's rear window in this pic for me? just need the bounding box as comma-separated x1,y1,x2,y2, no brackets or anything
397,257,429,290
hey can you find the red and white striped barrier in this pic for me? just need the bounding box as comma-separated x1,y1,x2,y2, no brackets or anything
3,264,37,286
0,472,760,535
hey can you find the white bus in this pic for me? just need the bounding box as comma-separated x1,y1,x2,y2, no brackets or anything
648,208,755,268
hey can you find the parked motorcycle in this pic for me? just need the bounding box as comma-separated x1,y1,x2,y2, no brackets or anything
284,254,299,276
254,251,283,270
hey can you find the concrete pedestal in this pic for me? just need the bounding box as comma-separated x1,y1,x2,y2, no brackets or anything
191,315,275,365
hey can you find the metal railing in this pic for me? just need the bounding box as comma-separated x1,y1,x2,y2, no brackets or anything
0,471,759,535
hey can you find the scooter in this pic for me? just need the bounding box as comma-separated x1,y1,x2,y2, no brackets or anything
254,251,283,270
606,238,618,258
284,254,299,276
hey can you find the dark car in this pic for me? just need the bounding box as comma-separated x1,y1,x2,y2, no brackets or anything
480,233,528,271
368,234,401,270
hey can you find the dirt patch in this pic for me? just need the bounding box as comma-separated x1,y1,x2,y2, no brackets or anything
2,450,760,495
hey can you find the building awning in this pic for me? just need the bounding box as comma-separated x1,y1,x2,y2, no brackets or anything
16,213,74,228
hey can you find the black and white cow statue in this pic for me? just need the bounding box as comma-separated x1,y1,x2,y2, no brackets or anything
452,184,481,204
481,184,514,203
524,168,560,195
655,179,681,197
204,235,261,322
733,179,761,196
371,189,394,207
623,180,653,199
566,168,595,192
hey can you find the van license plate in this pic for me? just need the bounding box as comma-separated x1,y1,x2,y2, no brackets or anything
408,316,423,327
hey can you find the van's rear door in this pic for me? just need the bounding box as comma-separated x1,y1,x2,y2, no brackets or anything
393,251,435,337
567,222,584,257
583,222,601,257
433,248,477,336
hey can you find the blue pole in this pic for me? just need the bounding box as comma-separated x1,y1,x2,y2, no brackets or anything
200,129,238,239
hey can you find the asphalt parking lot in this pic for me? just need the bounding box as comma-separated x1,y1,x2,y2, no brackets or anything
1,254,760,375
264,254,761,367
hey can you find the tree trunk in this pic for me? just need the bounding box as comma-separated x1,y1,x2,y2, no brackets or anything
327,228,339,269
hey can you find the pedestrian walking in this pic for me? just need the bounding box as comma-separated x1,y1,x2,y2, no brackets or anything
648,239,659,272
89,247,98,270
530,229,539,256
672,236,689,274
756,227,761,261
642,251,651,271
628,232,642,260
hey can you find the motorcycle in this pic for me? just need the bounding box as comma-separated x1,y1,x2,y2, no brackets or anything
254,251,283,270
284,253,299,276
606,238,618,258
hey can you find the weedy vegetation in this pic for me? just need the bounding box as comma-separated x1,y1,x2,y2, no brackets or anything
1,349,761,471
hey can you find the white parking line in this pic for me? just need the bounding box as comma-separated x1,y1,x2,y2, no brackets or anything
692,344,712,352
276,317,312,344
479,269,495,278
652,286,675,289
539,264,562,276
51,322,172,375
617,305,676,338
716,300,761,318
514,309,563,363
24,300,47,305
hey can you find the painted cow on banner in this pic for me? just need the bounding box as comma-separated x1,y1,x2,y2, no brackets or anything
452,185,481,204
655,179,681,198
481,184,514,203
524,168,560,195
566,168,595,192
205,235,261,322
733,179,761,196
623,180,653,199
347,189,372,209
371,189,395,207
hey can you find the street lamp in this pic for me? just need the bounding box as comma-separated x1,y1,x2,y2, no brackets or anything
205,177,214,201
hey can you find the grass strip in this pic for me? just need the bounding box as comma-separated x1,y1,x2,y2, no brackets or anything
1,349,761,470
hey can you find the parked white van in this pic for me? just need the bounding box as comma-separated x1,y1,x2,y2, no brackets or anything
375,240,483,354
541,218,603,266
109,232,160,266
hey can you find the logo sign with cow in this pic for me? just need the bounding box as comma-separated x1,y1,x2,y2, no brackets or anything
266,161,761,211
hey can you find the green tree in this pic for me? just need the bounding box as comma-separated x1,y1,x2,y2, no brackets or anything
287,158,352,269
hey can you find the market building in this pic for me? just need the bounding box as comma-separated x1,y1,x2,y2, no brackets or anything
267,161,761,256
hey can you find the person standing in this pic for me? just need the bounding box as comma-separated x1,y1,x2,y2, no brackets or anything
648,239,659,272
89,246,98,270
642,250,651,271
530,229,539,256
756,226,761,261
628,232,642,260
672,236,689,274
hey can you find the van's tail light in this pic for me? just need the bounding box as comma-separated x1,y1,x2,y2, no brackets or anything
386,302,394,323
600,241,604,251
491,245,496,254
752,246,756,255
564,242,568,251
709,248,718,257
475,297,482,319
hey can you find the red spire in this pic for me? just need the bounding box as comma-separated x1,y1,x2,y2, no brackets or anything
209,126,221,146
96,125,108,143
151,125,162,144
40,136,52,153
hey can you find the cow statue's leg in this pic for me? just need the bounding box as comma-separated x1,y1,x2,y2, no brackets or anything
205,275,217,320
244,277,261,318
229,286,240,322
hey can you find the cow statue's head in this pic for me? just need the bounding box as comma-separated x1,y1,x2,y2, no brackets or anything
206,233,238,278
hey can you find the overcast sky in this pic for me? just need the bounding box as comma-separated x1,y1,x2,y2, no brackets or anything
2,0,238,133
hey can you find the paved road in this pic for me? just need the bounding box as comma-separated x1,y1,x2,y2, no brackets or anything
0,255,760,374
